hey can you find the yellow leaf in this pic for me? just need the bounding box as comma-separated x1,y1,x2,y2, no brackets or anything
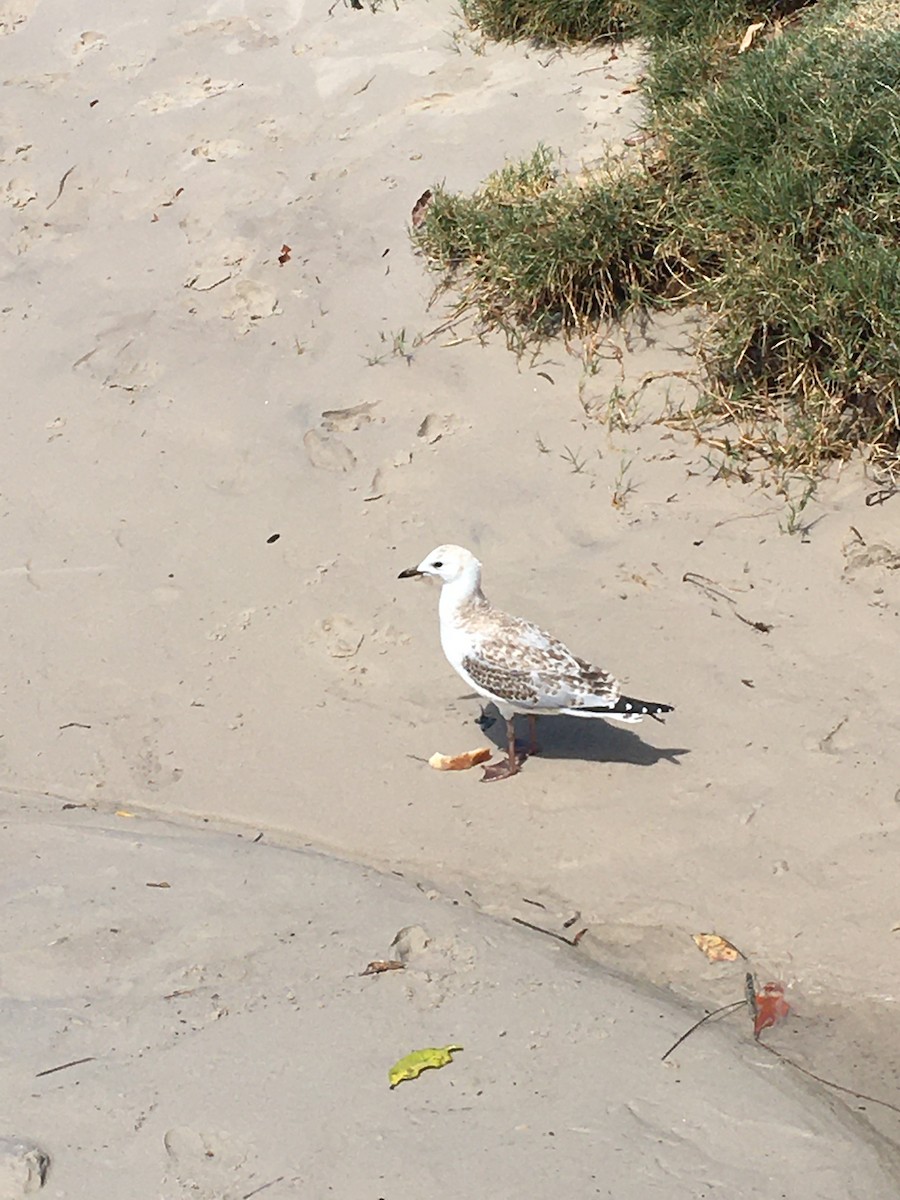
692,932,742,962
388,1045,463,1088
115,810,135,818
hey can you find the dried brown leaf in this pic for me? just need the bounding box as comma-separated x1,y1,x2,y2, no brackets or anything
692,932,743,962
360,960,405,976
411,189,433,228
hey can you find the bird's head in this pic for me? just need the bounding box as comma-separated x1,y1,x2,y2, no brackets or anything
398,544,481,586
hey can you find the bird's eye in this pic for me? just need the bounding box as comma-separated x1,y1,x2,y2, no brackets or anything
432,560,443,568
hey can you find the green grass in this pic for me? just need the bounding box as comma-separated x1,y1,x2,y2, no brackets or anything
418,149,684,332
460,0,640,45
415,0,900,474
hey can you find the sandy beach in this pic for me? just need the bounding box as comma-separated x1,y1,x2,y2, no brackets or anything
3,797,899,1198
2,0,899,1193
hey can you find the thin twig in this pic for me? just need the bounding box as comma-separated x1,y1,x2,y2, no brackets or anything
865,485,898,507
683,572,773,633
757,1043,900,1116
35,1055,95,1078
242,1178,286,1200
661,1001,748,1062
46,165,76,210
733,610,774,633
713,507,780,528
512,916,583,947
422,314,465,342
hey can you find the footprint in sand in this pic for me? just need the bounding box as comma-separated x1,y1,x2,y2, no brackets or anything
320,399,380,433
314,614,364,659
303,402,387,477
369,622,410,652
191,139,247,163
366,449,413,500
73,317,160,392
183,238,249,294
416,412,462,444
71,29,108,60
303,428,356,473
141,76,243,114
3,178,37,209
0,0,39,35
0,1136,50,1198
163,1128,253,1200
389,925,477,1009
177,17,279,51
132,736,183,792
220,279,280,332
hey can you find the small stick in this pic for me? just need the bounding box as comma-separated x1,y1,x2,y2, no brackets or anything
734,611,773,633
865,486,898,508
683,572,773,633
242,1178,285,1200
512,916,583,947
713,508,781,529
757,1043,900,1116
661,1001,748,1062
46,165,76,210
35,1055,95,1078
422,315,466,342
663,981,900,1115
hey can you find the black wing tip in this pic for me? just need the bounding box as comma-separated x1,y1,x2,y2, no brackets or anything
568,696,674,719
610,696,674,719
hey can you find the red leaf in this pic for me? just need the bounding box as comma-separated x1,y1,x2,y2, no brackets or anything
278,243,292,265
753,981,791,1037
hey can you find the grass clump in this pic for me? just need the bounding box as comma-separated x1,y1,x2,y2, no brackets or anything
664,13,900,469
418,149,690,333
414,0,900,473
459,0,639,45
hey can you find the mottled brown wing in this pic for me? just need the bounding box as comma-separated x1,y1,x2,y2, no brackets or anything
462,613,619,710
462,655,541,705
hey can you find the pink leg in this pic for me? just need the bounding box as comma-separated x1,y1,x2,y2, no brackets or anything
481,718,520,783
507,718,518,772
527,714,540,756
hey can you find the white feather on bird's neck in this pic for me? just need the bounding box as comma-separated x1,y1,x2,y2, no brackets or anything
438,555,488,629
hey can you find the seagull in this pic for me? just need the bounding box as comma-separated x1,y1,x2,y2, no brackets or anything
399,544,673,781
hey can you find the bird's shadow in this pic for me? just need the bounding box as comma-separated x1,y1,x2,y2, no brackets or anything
473,704,688,768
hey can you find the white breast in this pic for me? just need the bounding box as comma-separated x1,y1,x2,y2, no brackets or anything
440,616,476,677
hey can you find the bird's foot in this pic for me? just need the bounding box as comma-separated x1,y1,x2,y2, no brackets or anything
480,753,526,783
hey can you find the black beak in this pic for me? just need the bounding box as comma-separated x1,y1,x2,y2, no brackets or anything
398,567,422,579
